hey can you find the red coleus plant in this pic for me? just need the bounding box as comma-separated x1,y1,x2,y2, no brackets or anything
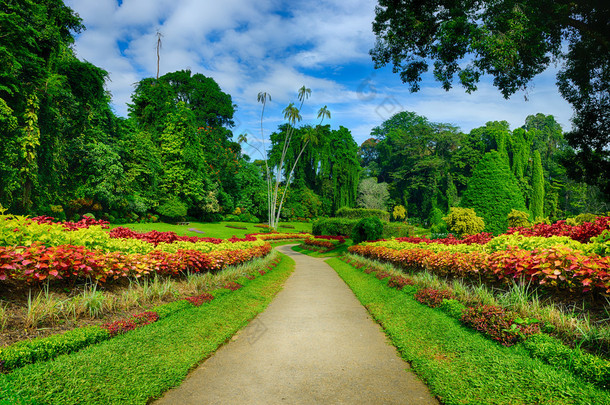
102,311,159,337
223,281,242,291
414,288,455,308
460,304,540,346
387,275,415,290
185,292,215,306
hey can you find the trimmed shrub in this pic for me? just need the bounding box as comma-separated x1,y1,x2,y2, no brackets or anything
523,333,610,388
336,207,390,222
312,217,359,236
0,326,109,372
351,217,384,244
443,207,485,236
508,209,531,228
461,151,526,235
566,213,599,226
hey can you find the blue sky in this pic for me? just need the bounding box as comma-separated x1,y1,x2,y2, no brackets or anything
65,0,574,156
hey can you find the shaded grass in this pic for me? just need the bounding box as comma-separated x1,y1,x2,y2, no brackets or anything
327,258,610,405
0,254,295,405
111,221,312,239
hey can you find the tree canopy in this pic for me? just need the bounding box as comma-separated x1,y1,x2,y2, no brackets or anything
370,0,610,194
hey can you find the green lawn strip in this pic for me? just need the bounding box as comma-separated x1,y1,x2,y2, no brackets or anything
327,258,610,405
112,221,312,239
0,254,295,405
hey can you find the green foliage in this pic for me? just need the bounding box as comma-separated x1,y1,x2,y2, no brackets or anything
157,198,188,221
372,111,462,222
382,222,415,238
356,177,390,210
531,150,545,219
484,233,585,254
336,207,390,222
523,334,610,388
312,218,359,237
0,326,109,372
439,298,467,319
443,207,484,237
429,207,447,235
461,151,526,235
567,213,599,226
508,209,531,228
351,217,384,244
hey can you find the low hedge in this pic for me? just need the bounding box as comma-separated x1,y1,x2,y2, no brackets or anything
523,334,610,388
0,326,110,372
335,207,390,222
313,217,414,239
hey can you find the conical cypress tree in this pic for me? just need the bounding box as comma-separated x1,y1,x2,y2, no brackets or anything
461,150,526,235
531,150,545,220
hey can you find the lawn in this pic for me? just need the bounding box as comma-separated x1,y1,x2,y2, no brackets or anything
111,221,312,239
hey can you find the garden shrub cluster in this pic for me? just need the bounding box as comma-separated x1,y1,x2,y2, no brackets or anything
303,235,346,251
335,207,390,222
312,217,358,236
442,207,485,236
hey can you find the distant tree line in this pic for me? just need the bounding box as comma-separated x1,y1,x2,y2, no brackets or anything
359,111,609,233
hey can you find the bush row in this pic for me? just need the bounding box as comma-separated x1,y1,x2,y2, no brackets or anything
312,217,413,239
335,207,390,222
348,244,610,296
1,215,266,256
0,256,283,373
0,243,271,283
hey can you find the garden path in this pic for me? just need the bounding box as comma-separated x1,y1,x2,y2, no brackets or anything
154,245,438,404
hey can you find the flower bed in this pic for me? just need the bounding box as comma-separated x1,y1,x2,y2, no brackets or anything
0,243,271,283
303,235,345,251
348,244,610,296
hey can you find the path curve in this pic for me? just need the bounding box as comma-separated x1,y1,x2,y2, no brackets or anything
154,245,438,404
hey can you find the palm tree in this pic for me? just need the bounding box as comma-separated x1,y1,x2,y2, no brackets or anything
317,105,330,125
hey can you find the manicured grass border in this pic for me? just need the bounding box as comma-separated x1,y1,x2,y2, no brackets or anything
0,254,295,405
327,257,610,405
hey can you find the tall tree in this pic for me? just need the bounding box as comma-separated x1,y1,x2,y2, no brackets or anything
372,111,462,220
531,150,545,219
370,0,610,194
461,151,526,234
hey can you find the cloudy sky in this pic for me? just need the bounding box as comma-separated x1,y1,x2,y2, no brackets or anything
65,0,574,153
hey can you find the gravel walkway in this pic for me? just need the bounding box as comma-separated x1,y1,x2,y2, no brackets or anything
154,245,438,404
